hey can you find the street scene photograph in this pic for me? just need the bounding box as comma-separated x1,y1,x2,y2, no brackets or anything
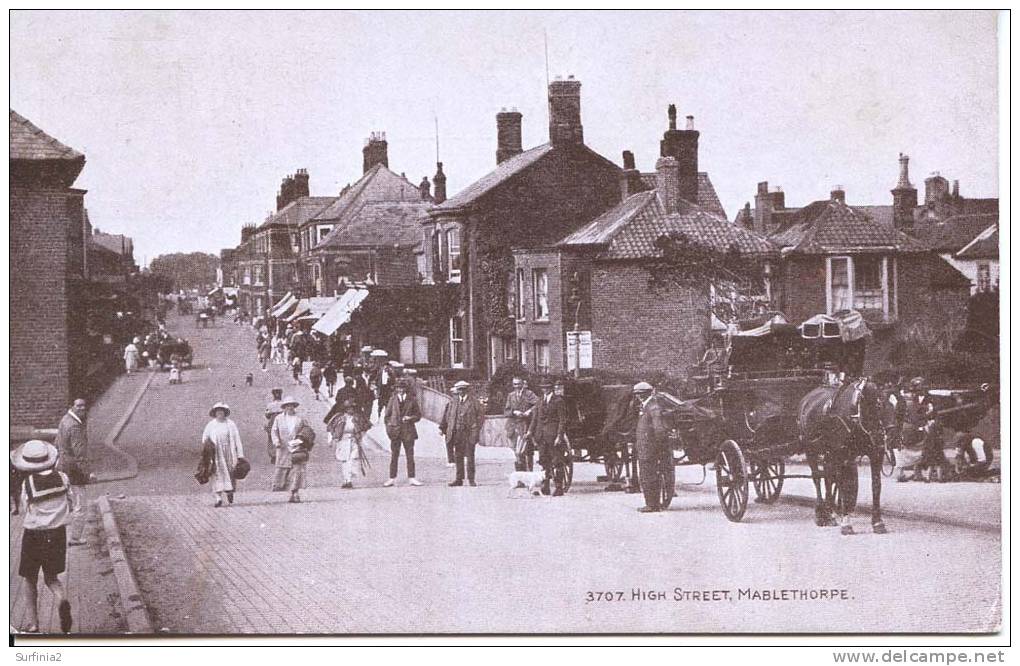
7,9,1005,644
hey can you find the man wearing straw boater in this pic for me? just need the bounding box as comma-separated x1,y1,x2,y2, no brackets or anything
11,440,76,633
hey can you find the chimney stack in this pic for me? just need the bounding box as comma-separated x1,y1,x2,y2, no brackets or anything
925,172,949,205
892,153,918,229
952,179,960,198
241,223,257,243
419,176,431,200
659,105,699,204
433,162,447,204
620,150,644,200
363,132,389,174
548,76,584,145
496,108,523,164
293,168,310,199
830,186,846,203
753,181,773,235
655,156,680,215
277,174,297,210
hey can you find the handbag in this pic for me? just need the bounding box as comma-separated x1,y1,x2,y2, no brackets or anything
232,457,251,480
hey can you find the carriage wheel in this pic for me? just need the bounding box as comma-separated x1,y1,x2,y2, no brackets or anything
829,462,859,514
715,440,749,522
562,457,574,492
881,446,896,478
751,459,785,504
659,453,676,509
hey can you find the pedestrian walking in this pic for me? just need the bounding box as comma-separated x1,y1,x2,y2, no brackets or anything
323,363,338,398
123,338,140,374
270,397,312,503
384,378,423,487
504,376,539,473
309,362,324,401
11,440,76,633
265,388,284,464
327,399,370,488
528,379,569,496
273,336,286,365
258,339,272,372
291,355,303,385
324,376,362,424
632,382,669,513
202,403,245,507
440,381,483,487
354,363,375,416
54,398,91,546
371,349,395,420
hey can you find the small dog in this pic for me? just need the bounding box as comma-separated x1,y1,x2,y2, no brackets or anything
245,372,254,387
507,469,546,497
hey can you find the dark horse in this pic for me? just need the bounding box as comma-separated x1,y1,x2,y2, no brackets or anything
797,377,891,535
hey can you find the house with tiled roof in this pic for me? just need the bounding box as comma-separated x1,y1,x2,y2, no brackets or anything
423,78,626,374
10,109,91,428
299,134,438,296
234,168,336,315
514,144,772,380
912,213,999,294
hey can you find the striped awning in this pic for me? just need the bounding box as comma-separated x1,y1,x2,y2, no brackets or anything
311,288,370,335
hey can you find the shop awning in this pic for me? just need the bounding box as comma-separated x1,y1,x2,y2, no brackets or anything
270,292,297,317
284,296,338,323
312,288,370,335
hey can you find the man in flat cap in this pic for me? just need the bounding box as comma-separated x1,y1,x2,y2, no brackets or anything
633,382,669,512
528,379,569,496
440,381,483,486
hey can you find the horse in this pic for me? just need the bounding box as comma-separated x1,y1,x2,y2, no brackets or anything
797,377,891,535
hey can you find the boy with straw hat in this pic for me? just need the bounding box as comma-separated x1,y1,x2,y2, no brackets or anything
11,440,76,633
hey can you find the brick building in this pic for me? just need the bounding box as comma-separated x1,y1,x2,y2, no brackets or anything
234,169,334,315
515,114,771,381
88,224,137,283
301,134,435,295
424,77,623,376
10,109,89,429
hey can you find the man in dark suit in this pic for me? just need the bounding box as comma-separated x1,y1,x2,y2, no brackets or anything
504,376,539,472
384,378,422,487
54,398,90,545
633,382,669,512
529,379,569,496
440,381,483,487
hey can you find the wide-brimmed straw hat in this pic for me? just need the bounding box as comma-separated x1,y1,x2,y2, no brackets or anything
209,402,231,417
11,440,60,473
281,396,300,408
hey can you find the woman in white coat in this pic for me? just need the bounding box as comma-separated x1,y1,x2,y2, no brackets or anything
202,403,244,507
123,338,141,373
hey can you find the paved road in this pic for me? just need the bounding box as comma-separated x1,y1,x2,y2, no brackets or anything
95,312,1001,634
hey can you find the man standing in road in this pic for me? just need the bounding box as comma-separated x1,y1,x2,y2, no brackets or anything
504,376,538,472
440,381,483,487
384,378,422,487
528,379,569,496
633,382,668,513
54,398,90,546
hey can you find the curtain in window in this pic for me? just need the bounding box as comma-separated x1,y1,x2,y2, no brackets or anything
830,258,851,311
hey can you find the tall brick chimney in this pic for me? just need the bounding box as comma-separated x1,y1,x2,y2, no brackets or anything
548,76,583,146
241,223,257,243
753,181,773,235
891,153,918,229
433,162,447,204
496,108,523,164
419,176,431,200
655,156,680,214
293,168,309,199
363,132,389,173
620,150,644,200
659,105,699,204
830,186,846,203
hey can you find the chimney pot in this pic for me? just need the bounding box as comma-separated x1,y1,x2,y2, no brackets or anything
362,133,389,173
830,186,846,203
622,150,635,170
685,115,694,130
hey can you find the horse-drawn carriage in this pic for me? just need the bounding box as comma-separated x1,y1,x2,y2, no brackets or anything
157,338,193,369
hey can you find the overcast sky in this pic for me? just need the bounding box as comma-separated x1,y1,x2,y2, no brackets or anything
10,10,1000,265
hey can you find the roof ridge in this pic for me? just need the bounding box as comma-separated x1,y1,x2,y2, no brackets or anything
10,109,85,161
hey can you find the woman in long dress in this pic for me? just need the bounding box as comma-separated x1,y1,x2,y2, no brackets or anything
202,402,244,507
123,339,140,373
327,399,370,489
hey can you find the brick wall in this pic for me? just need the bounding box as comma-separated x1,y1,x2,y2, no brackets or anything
10,186,76,428
461,144,622,376
589,263,709,381
777,255,827,323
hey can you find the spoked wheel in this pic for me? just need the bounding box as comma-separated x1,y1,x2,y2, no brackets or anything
881,446,897,478
715,439,749,522
751,458,785,504
659,453,676,509
829,462,860,514
562,457,574,492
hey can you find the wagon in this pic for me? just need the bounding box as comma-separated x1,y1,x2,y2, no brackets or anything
157,339,193,369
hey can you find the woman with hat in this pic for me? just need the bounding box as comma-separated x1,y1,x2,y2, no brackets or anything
11,440,76,633
270,397,313,502
327,399,371,488
123,338,141,374
201,403,245,507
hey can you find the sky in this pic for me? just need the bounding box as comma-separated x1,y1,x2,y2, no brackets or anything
10,10,1001,266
